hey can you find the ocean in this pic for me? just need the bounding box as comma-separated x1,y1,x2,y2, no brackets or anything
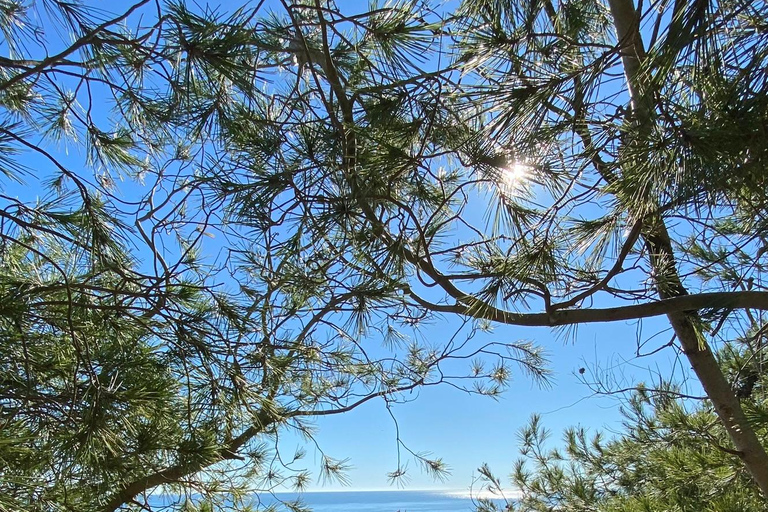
149,489,511,511
252,490,507,512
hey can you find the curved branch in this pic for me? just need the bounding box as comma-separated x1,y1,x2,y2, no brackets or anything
288,379,424,418
553,218,644,311
100,376,426,511
412,290,768,327
99,408,275,512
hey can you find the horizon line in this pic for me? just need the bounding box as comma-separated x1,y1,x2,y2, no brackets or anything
290,487,458,493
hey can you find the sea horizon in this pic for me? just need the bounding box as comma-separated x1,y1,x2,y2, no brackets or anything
275,487,519,499
254,489,512,511
151,488,515,511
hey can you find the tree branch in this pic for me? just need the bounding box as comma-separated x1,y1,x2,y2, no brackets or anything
0,0,151,93
99,409,275,512
413,290,768,327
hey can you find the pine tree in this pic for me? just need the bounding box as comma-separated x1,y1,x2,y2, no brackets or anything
475,337,768,512
0,1,540,510
1,0,768,509
450,0,768,493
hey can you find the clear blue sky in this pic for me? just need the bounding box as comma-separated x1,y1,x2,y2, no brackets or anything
280,315,686,492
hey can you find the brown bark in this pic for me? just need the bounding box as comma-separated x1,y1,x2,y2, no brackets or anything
644,224,768,496
606,0,768,496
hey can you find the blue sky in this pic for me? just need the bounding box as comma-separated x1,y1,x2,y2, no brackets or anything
281,314,686,491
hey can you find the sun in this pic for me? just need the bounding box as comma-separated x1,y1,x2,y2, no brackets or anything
499,161,531,198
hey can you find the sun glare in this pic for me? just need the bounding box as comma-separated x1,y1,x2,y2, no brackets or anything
499,161,531,198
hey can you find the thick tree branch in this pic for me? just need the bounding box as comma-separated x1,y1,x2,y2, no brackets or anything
99,412,274,512
412,290,768,327
100,377,428,511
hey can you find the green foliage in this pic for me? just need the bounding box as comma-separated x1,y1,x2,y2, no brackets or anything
1,0,768,509
477,344,768,511
0,1,541,510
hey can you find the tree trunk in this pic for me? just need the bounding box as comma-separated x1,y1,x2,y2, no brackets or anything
607,0,768,496
645,224,768,496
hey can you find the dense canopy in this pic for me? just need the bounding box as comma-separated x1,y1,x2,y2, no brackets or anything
0,0,767,510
